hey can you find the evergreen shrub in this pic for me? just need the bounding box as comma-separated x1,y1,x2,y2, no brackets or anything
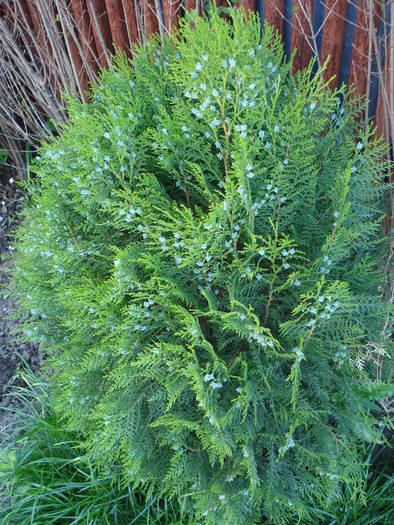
13,7,392,524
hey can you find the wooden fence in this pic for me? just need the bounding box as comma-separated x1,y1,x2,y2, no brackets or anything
0,0,392,166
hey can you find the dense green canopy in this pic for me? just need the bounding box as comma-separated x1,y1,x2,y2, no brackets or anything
13,8,391,524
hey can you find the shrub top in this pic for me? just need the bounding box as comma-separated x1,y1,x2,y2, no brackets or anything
14,8,391,525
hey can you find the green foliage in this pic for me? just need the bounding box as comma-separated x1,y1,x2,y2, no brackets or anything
311,449,393,525
323,471,393,525
0,148,7,164
2,368,391,525
358,381,394,401
0,367,189,525
12,7,392,524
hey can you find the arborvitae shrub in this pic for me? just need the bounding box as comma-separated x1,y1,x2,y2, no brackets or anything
13,7,392,525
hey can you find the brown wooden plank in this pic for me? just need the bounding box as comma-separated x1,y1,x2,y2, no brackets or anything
24,0,48,52
184,0,202,15
348,0,368,96
291,0,314,73
375,84,384,139
374,36,393,235
348,0,380,98
104,0,130,53
23,1,41,33
70,0,100,77
121,0,138,45
55,2,88,95
86,0,113,68
142,0,159,36
320,0,347,88
264,0,284,35
374,35,391,142
162,0,182,33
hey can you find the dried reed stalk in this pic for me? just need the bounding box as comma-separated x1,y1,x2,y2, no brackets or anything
0,0,104,176
0,0,168,176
